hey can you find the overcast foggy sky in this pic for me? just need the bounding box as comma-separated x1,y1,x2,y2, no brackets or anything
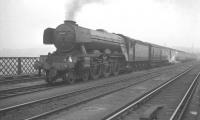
0,0,200,50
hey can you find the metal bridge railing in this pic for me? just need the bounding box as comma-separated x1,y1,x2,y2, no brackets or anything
0,57,39,78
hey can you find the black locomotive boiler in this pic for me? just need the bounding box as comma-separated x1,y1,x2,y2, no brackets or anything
34,20,195,84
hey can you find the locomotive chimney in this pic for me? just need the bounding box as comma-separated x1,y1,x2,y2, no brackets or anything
64,20,77,25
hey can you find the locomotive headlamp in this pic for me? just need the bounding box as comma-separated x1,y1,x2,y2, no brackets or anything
68,56,72,62
65,56,77,63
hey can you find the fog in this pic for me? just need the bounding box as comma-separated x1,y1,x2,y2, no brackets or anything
0,0,200,56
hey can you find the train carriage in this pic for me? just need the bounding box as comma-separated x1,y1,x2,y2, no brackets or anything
116,35,151,70
161,48,169,61
133,40,150,69
150,45,162,66
169,49,177,63
175,51,193,62
134,41,149,62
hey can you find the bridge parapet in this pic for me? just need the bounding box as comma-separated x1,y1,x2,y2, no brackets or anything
0,57,40,78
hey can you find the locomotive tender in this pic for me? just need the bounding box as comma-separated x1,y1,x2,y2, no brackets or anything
34,20,193,84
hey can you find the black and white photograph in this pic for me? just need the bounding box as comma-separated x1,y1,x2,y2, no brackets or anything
0,0,200,120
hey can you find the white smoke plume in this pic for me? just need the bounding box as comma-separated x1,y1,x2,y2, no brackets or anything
66,0,104,20
168,51,178,63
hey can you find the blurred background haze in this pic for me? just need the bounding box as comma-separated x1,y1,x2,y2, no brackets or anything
0,0,200,57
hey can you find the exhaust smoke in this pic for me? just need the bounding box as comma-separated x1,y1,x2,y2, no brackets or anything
65,0,104,20
168,51,178,63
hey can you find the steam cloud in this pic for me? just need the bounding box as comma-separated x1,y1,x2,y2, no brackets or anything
66,0,104,20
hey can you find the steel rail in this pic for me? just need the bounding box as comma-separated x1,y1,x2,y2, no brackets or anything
12,74,161,120
0,63,181,111
169,71,200,120
0,84,54,99
0,71,162,112
0,63,179,99
104,67,193,120
0,76,43,84
0,70,157,99
0,65,192,120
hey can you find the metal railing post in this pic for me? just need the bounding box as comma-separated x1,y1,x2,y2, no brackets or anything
17,58,22,75
38,68,41,76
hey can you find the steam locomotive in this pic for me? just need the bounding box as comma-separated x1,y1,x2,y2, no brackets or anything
34,20,195,84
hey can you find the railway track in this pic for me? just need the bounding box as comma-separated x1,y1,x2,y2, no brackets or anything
103,66,200,120
0,84,52,99
0,76,43,84
170,71,200,120
0,71,160,99
0,64,165,85
0,63,184,100
0,64,186,120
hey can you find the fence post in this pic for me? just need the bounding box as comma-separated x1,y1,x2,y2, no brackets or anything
0,58,2,76
38,68,41,76
17,58,22,75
